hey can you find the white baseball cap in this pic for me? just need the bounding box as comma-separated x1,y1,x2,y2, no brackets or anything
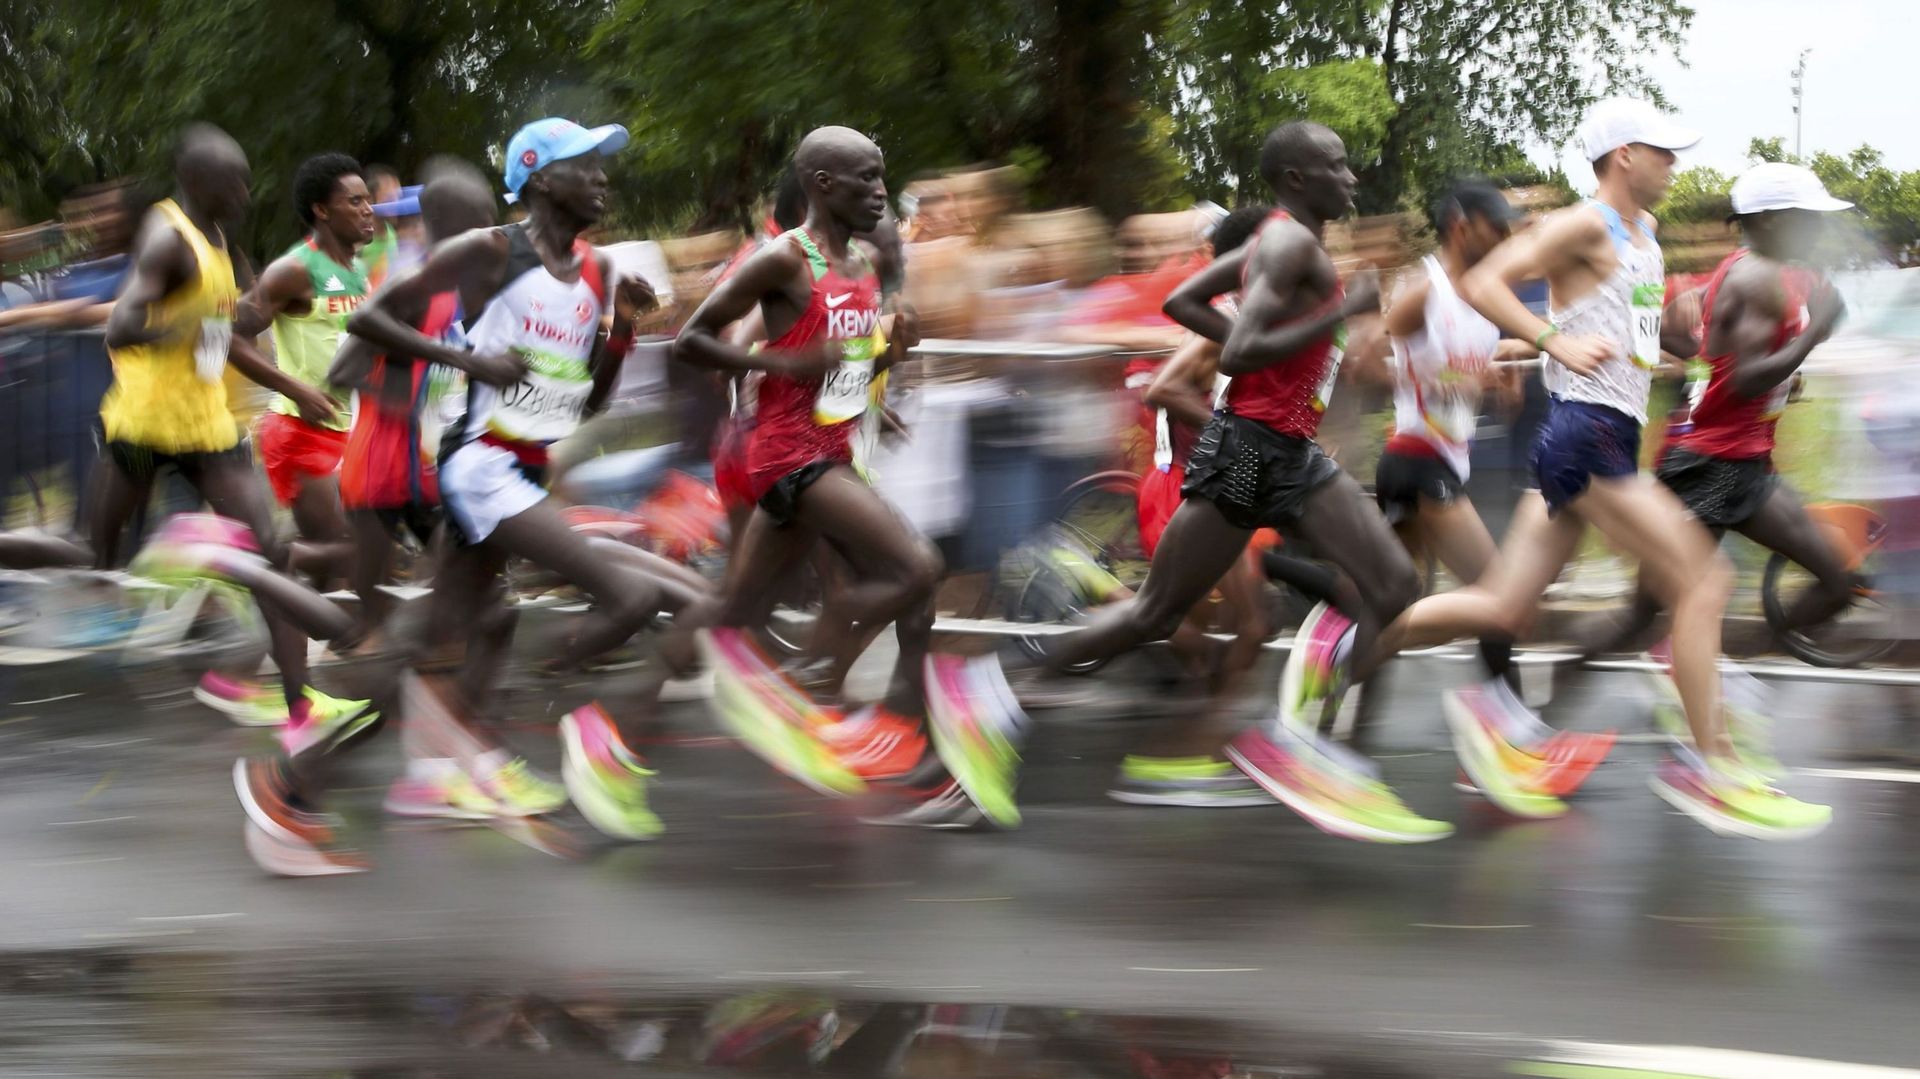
1577,97,1701,161
1731,162,1853,215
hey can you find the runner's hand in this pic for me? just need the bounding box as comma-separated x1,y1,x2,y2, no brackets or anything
885,303,922,352
1545,332,1613,377
289,385,339,427
466,348,530,389
1808,279,1846,340
614,276,659,322
1340,268,1382,318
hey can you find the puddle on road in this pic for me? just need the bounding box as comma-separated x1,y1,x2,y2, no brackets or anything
0,948,1499,1077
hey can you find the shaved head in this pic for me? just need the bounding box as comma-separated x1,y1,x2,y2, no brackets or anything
1258,122,1334,189
794,126,879,182
791,125,889,234
419,155,496,241
172,121,251,222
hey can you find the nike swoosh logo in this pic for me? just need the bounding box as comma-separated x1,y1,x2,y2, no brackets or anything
825,293,852,308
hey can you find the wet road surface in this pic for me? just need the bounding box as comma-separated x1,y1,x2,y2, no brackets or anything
3,629,1920,1076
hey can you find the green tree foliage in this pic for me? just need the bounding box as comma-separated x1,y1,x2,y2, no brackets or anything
1663,143,1920,266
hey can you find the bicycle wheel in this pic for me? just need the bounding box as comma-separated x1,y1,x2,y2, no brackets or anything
1053,470,1149,591
1761,553,1896,668
1005,561,1109,675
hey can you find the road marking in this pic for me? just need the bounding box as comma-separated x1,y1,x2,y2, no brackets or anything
31,856,124,867
1795,766,1920,784
732,863,832,872
48,815,135,826
1127,966,1261,973
906,896,1013,903
811,880,913,890
720,970,860,979
135,912,245,923
1413,923,1532,930
1526,1038,1920,1077
11,692,78,705
722,811,813,820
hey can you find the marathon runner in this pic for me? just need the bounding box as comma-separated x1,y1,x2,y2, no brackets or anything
1380,100,1832,838
964,122,1450,841
239,152,375,593
260,117,678,854
676,126,953,815
91,123,371,755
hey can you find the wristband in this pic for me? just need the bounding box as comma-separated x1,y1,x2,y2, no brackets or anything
1533,325,1560,351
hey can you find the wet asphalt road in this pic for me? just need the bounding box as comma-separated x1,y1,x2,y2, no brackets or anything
3,627,1920,1076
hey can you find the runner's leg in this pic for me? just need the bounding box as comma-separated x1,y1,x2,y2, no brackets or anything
1735,483,1855,633
287,473,354,589
486,497,666,667
1042,497,1251,673
1287,470,1422,683
1568,475,1735,759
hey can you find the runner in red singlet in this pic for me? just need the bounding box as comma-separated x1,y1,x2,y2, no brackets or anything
1564,162,1854,658
677,126,971,822
980,123,1450,842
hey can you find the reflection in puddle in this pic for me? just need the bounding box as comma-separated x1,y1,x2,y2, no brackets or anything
0,949,1473,1077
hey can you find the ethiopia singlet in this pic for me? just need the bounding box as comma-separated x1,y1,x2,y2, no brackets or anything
268,238,367,431
744,227,882,502
1544,200,1665,423
339,292,462,509
100,199,241,454
1664,249,1817,461
1387,254,1500,480
1221,210,1346,438
460,223,608,449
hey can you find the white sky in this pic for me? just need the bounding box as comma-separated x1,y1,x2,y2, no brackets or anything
1538,0,1914,175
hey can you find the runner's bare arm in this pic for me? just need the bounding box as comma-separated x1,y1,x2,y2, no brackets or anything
1144,332,1220,431
676,241,835,377
1721,260,1845,399
1217,227,1367,376
326,333,377,392
1661,285,1705,359
345,229,525,387
1162,247,1249,343
233,255,310,338
1460,207,1614,376
878,302,918,373
102,215,191,349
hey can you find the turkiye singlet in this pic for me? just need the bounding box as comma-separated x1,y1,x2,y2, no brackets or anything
1388,255,1501,480
1664,248,1816,460
460,223,608,445
268,237,367,432
1544,200,1665,423
1221,210,1347,438
744,228,883,501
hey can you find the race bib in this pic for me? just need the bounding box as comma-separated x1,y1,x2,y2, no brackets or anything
489,348,592,442
1152,409,1173,471
1630,282,1665,369
813,331,880,426
194,316,232,383
1311,324,1347,412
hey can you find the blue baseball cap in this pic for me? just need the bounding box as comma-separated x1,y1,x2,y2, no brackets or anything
373,184,422,218
503,117,630,203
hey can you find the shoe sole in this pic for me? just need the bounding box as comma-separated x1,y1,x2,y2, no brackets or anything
232,757,303,845
1106,788,1278,808
701,631,864,797
194,685,286,726
559,712,661,841
858,810,985,830
242,821,365,877
1225,743,1450,844
1647,774,1831,841
1443,695,1567,820
923,655,1021,828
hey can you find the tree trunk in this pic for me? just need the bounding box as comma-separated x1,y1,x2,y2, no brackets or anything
1034,0,1157,219
1357,0,1408,214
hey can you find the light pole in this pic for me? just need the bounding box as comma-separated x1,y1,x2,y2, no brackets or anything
1791,49,1811,160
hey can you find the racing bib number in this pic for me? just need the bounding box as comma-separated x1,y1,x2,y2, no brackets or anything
194,317,232,383
1630,282,1665,370
490,349,592,441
